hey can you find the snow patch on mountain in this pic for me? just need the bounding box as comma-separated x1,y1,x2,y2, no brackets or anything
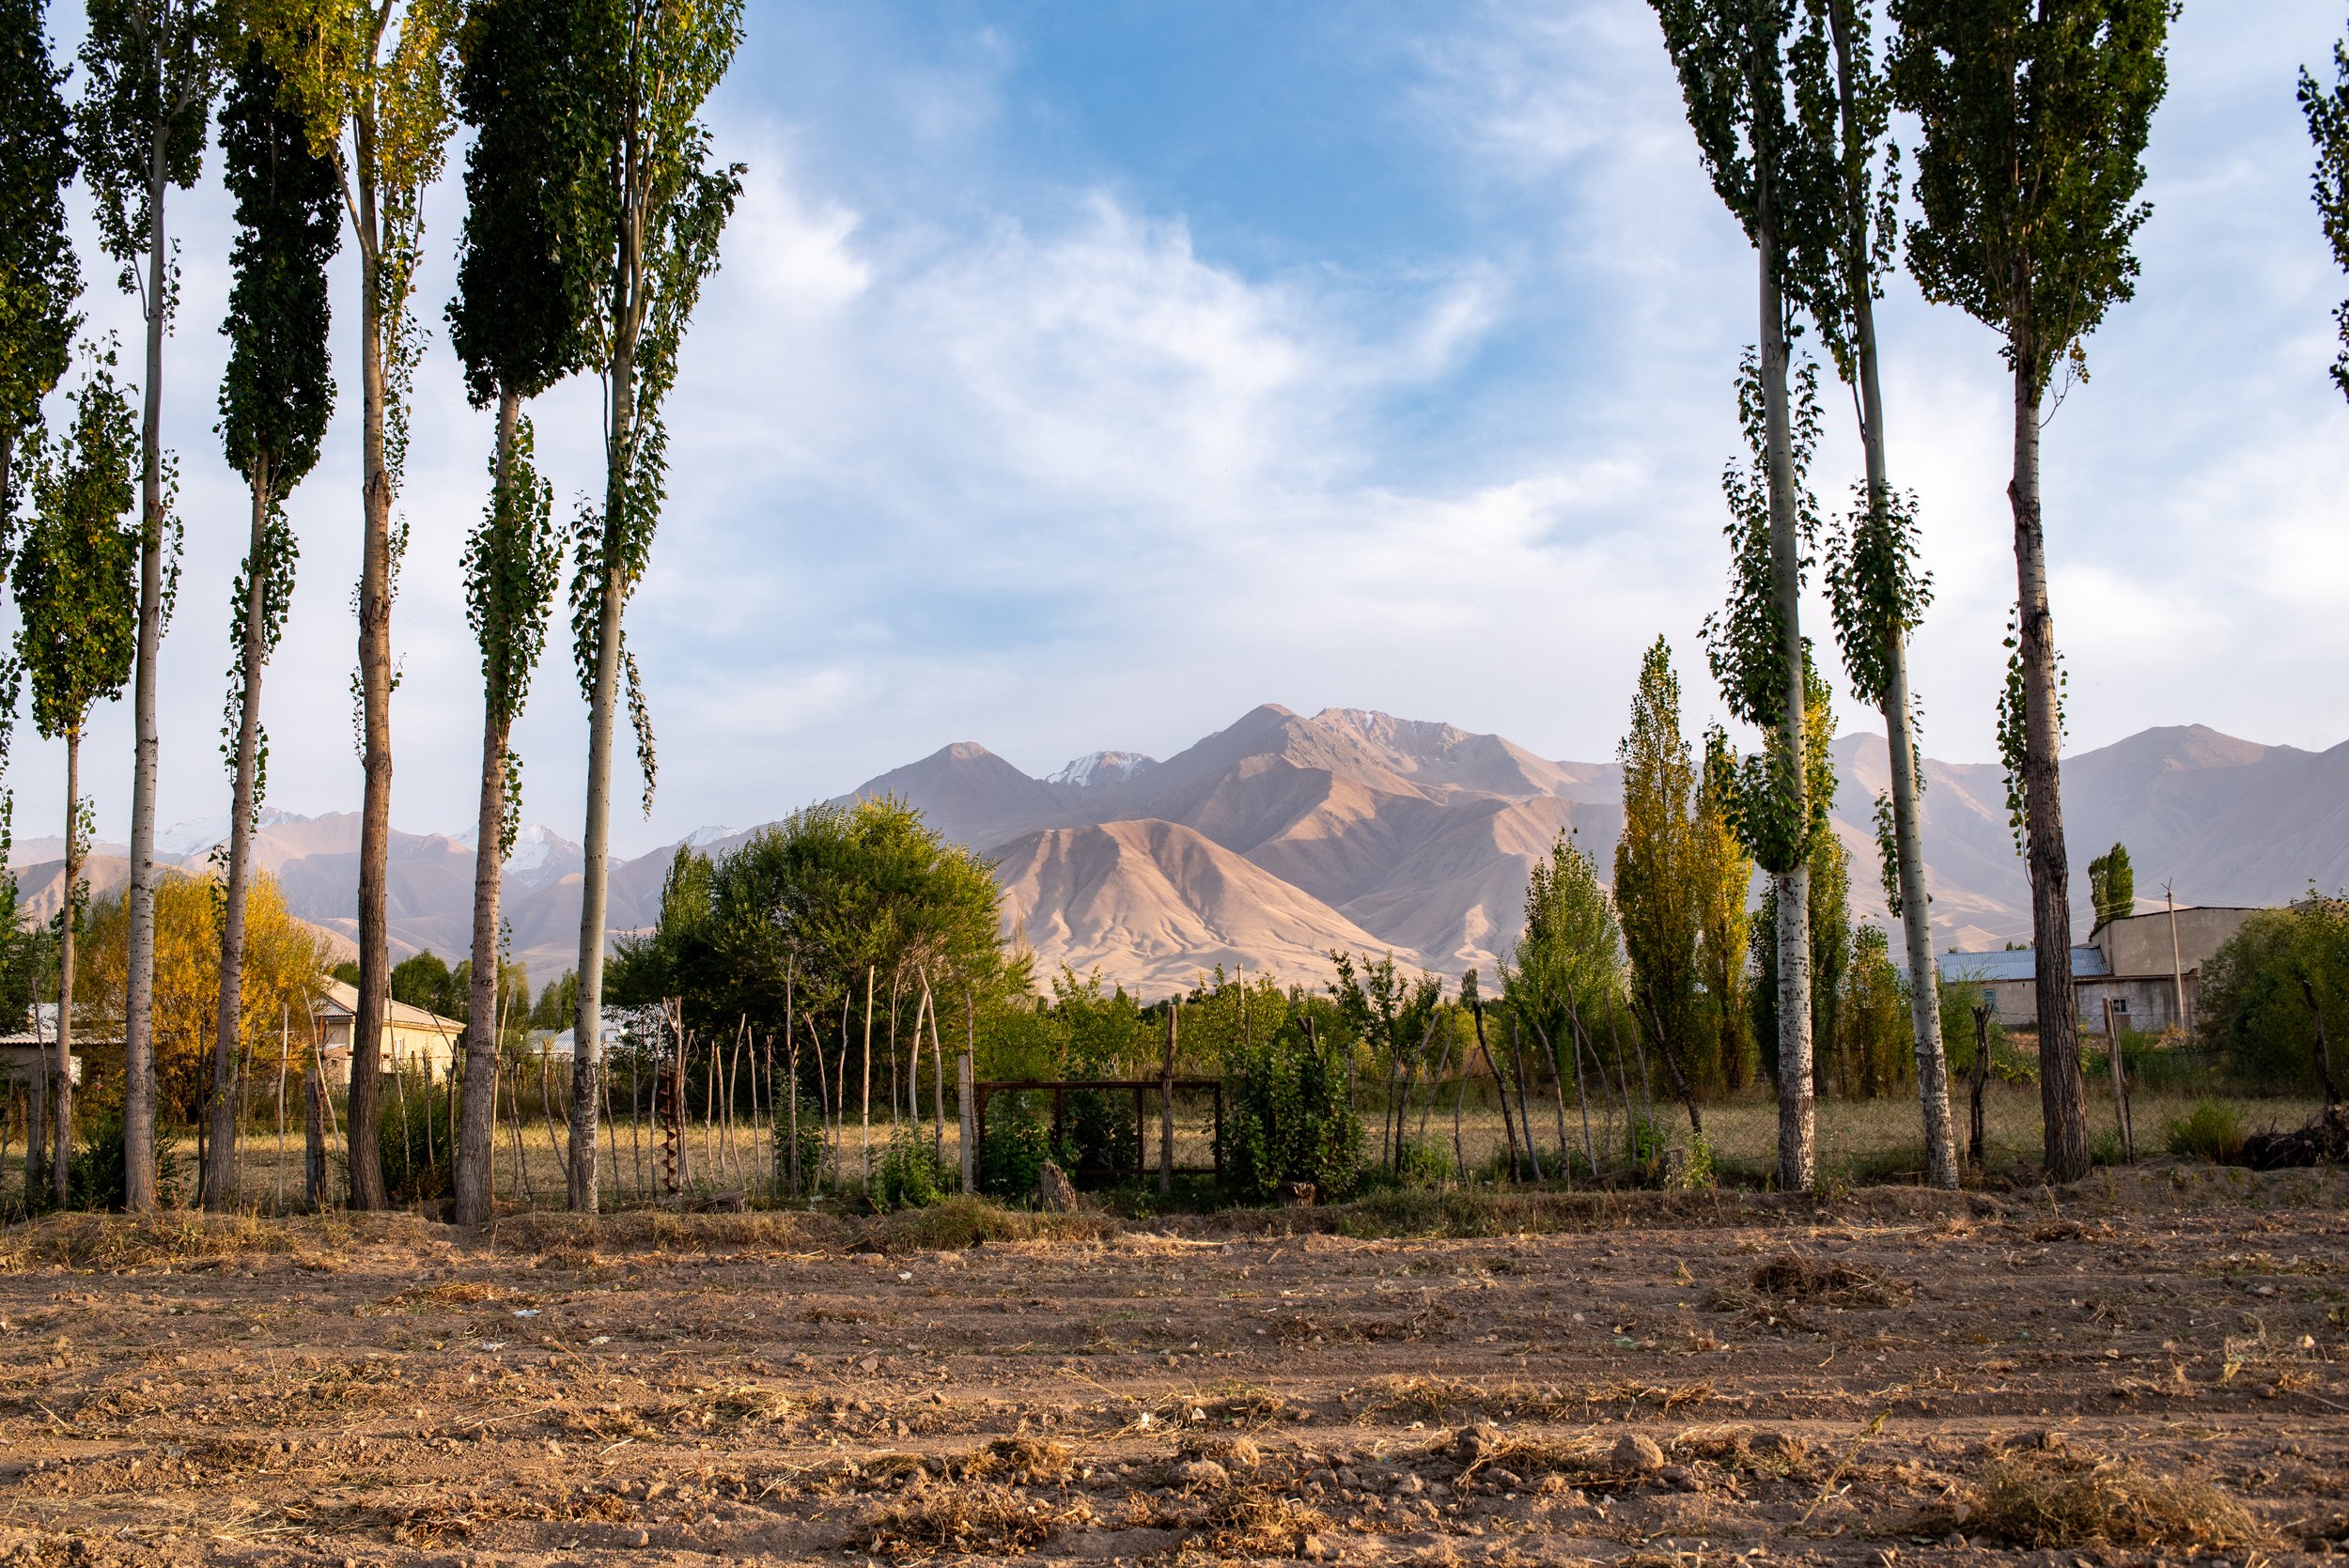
1047,751,1158,789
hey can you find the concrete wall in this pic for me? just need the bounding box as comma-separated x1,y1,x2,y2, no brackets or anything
2096,908,2257,982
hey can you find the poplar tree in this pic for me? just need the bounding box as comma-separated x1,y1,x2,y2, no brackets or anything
566,0,743,1211
1614,638,1702,1104
202,38,339,1211
1890,0,2174,1183
0,0,82,524
11,354,139,1205
444,0,602,1227
76,0,218,1211
1650,0,1834,1191
1702,349,1835,1188
2304,15,2349,401
248,0,457,1208
1797,0,1957,1187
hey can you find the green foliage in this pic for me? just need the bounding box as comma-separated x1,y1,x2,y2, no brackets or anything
12,351,138,742
1506,829,1636,1086
447,0,604,406
70,1103,182,1209
1824,477,1932,913
217,36,337,491
1993,600,2065,854
2196,896,2349,1094
2162,1099,2247,1164
770,1094,827,1193
2305,19,2349,400
1223,1011,1364,1205
1614,638,1704,1072
611,798,1019,1076
874,1123,952,1209
377,1067,455,1203
976,1091,1061,1202
568,0,746,814
0,0,82,475
73,0,217,311
461,411,560,854
1890,0,2177,397
2088,843,2135,929
390,949,464,1020
1062,1088,1139,1181
1386,1136,1453,1188
530,969,577,1032
1836,924,1912,1097
1750,663,1848,1083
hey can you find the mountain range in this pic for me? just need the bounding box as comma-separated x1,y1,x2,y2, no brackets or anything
9,706,2343,997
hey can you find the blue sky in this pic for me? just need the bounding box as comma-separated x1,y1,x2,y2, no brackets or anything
25,0,2349,860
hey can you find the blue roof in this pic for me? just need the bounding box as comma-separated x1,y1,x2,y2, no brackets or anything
1937,946,2109,985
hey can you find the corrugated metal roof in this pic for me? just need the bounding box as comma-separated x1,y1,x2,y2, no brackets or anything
1937,946,2109,984
319,980,464,1034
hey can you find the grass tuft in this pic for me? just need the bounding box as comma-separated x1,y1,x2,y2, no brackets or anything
1914,1450,2263,1551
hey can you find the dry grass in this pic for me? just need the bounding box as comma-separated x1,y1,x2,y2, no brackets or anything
866,1480,1092,1556
957,1436,1078,1485
1914,1448,2266,1551
1188,1483,1333,1555
1747,1252,1911,1304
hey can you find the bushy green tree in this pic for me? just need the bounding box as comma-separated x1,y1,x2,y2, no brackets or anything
1615,639,1703,1099
1836,924,1911,1097
1223,998,1363,1205
2197,895,2348,1098
1505,830,1626,1174
11,353,138,1204
1890,0,2177,1183
2088,843,2135,930
390,949,464,1020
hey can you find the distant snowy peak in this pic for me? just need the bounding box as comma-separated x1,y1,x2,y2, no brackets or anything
1047,751,1159,789
682,824,739,847
155,806,305,860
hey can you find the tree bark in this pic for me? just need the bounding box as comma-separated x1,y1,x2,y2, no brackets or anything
121,140,173,1215
204,469,276,1210
1756,190,1814,1196
2011,324,2089,1183
456,391,522,1227
569,298,636,1207
54,729,81,1205
348,139,395,1212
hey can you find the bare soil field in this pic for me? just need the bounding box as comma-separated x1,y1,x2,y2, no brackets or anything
1,1164,2344,1566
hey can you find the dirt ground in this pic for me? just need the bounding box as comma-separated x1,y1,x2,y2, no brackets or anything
1,1164,2344,1566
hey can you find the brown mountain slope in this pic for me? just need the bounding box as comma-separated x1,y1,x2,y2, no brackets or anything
994,818,1406,992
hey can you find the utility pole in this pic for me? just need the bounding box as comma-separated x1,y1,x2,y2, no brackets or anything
2164,881,2187,1035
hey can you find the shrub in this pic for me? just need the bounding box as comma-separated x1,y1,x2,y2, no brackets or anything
2163,1098,2247,1163
69,1107,184,1211
875,1124,954,1208
2197,897,2349,1094
770,1096,829,1194
377,1069,456,1204
1223,1020,1363,1203
1390,1135,1454,1188
1063,1088,1139,1181
977,1091,1065,1201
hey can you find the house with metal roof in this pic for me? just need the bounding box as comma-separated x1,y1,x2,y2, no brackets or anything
314,980,465,1087
1937,905,2261,1034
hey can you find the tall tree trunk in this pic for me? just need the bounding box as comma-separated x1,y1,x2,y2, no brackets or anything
121,147,173,1214
1826,0,1955,1196
54,729,81,1205
204,469,275,1210
2011,319,2089,1183
1758,223,1814,1193
456,391,522,1227
349,165,395,1213
569,317,635,1210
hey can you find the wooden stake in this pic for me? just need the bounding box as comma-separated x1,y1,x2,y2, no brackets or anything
1159,1002,1177,1194
861,966,876,1190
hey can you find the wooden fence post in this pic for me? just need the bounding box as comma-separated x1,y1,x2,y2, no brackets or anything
958,1051,976,1195
1159,1006,1177,1195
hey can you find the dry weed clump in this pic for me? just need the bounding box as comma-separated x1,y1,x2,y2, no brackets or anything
1749,1252,1911,1304
1915,1449,2264,1552
958,1436,1079,1484
0,1212,317,1273
866,1479,1093,1556
1188,1483,1332,1556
